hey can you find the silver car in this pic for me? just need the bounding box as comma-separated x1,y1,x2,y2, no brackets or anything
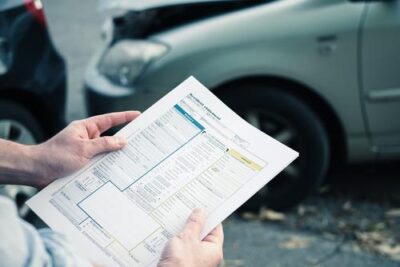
85,0,400,210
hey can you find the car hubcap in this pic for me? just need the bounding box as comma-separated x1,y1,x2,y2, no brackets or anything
0,119,38,217
243,110,303,198
0,120,36,144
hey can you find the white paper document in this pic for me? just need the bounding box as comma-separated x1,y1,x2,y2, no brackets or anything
28,77,298,267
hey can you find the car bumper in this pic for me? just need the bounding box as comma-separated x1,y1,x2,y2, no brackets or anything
84,60,168,119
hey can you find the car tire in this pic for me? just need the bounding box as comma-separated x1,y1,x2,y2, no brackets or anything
0,100,44,217
0,100,44,143
217,84,329,211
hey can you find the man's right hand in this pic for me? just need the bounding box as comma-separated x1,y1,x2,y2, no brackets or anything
158,209,224,267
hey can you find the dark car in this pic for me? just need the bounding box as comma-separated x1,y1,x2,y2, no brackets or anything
0,0,66,216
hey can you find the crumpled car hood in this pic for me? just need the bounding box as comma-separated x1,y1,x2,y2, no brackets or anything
98,0,236,11
106,0,269,39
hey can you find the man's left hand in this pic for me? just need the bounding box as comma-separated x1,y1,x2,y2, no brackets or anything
31,111,140,188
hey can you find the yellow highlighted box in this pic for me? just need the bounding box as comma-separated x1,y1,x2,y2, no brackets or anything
228,149,262,171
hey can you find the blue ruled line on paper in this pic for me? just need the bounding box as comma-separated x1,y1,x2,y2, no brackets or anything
121,129,202,192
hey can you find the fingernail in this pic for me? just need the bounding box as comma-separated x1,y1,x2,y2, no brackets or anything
116,136,127,146
192,208,204,216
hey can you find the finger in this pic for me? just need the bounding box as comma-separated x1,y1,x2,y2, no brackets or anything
203,224,224,245
85,136,127,157
86,111,141,135
181,208,206,240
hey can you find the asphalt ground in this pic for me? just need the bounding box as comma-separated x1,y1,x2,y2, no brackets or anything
43,0,103,121
43,1,400,266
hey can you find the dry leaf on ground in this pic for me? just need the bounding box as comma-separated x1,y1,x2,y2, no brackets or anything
342,201,353,212
386,208,400,218
355,231,400,261
219,259,244,267
297,205,306,216
351,243,361,253
355,231,387,244
242,208,285,222
259,208,286,221
241,212,258,220
278,235,311,250
375,244,400,261
297,205,318,216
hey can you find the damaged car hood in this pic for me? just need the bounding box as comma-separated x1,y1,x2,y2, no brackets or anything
105,0,271,39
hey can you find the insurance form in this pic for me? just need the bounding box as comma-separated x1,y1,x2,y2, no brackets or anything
28,77,298,267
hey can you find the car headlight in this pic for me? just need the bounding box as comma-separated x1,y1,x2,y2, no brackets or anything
98,40,168,87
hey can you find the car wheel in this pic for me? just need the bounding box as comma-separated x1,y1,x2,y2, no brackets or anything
217,84,329,210
0,100,44,218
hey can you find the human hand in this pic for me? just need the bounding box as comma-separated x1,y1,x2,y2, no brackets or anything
31,111,140,188
158,209,224,267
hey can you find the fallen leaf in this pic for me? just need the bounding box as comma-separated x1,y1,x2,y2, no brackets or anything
297,205,306,216
259,208,286,221
342,201,352,211
297,205,318,216
375,244,400,261
351,243,361,253
355,231,400,261
219,259,244,267
241,212,258,220
278,235,311,249
355,231,386,244
386,208,400,218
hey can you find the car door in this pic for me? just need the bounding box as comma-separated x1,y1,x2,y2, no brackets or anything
360,0,400,154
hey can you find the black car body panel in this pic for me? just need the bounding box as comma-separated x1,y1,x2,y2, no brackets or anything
0,0,66,137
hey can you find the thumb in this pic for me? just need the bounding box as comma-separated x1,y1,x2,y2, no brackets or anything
181,208,205,240
86,136,127,157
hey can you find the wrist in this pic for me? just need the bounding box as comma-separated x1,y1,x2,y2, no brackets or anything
0,139,44,187
25,143,53,188
18,144,43,187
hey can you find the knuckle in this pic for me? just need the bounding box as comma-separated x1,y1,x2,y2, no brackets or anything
176,231,193,241
188,213,202,224
79,141,92,159
102,137,115,147
176,232,187,240
70,120,81,127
